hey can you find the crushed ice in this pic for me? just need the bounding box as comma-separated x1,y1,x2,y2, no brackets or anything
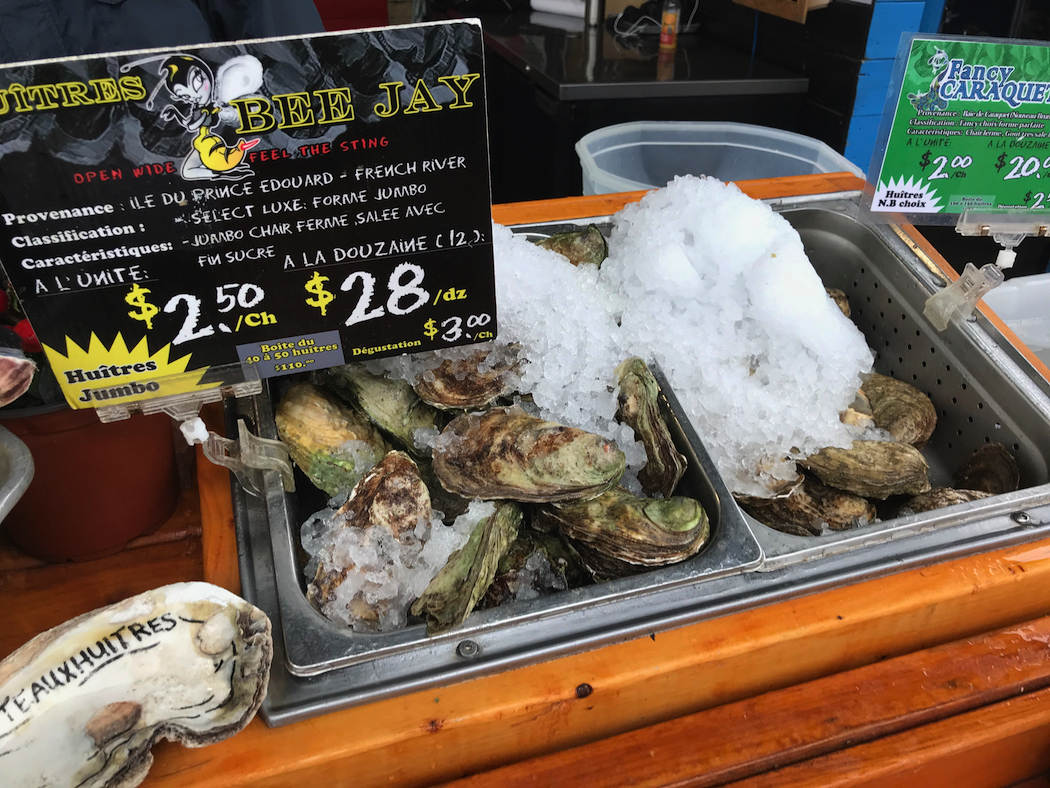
372,175,873,498
304,499,495,632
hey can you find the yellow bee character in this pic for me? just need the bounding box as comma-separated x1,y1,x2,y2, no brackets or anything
125,53,263,181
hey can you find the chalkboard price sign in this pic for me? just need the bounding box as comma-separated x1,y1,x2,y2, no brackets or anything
0,21,495,409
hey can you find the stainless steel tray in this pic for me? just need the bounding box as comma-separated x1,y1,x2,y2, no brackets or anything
230,190,1050,725
744,199,1050,569
247,365,762,677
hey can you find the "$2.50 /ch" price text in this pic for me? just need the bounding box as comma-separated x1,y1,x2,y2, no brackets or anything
125,282,273,345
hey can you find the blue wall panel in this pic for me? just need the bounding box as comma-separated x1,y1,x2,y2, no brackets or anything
844,114,882,176
854,58,895,116
866,1,925,59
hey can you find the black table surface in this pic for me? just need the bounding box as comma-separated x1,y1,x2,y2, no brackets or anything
447,10,808,101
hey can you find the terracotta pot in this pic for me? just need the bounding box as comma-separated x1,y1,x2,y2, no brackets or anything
0,404,180,561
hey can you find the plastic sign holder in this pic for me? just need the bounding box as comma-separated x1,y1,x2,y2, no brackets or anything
865,33,1050,330
0,21,496,485
87,360,294,497
923,211,1049,330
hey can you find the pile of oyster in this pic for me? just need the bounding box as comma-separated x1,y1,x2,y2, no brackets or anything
276,349,709,636
736,290,1021,537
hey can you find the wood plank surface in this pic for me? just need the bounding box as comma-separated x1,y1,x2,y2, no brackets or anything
198,401,240,595
437,617,1050,788
0,504,203,660
139,536,1050,788
489,173,865,225
1007,778,1050,788
725,686,1050,788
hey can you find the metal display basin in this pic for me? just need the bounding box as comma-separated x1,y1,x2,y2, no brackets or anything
230,191,1050,725
748,200,1050,569
248,364,761,678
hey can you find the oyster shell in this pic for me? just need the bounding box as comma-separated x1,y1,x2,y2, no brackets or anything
900,486,994,515
0,348,35,408
536,487,710,579
615,357,687,499
325,364,444,457
733,469,805,507
737,478,877,537
534,224,609,267
480,530,590,608
275,381,391,496
840,390,875,430
417,456,472,523
0,582,270,788
826,287,851,318
414,345,523,411
860,373,937,449
432,405,626,503
410,501,522,635
307,451,433,628
952,443,1020,495
800,440,931,499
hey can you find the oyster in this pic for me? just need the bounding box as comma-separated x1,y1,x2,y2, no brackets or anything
410,501,522,635
480,530,590,608
615,357,687,499
275,382,391,496
0,582,270,788
738,478,877,537
840,390,875,430
414,345,523,410
800,440,931,499
952,443,1020,495
433,405,626,503
860,373,937,449
536,487,710,579
826,287,851,318
534,224,609,267
325,364,443,457
0,347,35,408
900,486,994,515
307,451,433,629
417,456,472,522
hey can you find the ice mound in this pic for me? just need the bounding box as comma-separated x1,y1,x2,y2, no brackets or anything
373,175,873,499
605,176,874,496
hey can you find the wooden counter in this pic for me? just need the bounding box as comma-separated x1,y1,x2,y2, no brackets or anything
5,173,1050,788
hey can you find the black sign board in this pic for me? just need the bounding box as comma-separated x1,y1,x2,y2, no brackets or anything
0,21,495,409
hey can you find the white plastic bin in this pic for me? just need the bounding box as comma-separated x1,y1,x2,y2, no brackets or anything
983,273,1050,368
575,121,864,195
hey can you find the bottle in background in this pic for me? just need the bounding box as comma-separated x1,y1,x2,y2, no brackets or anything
660,0,680,50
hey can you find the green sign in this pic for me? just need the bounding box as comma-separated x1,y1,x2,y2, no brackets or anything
872,36,1050,215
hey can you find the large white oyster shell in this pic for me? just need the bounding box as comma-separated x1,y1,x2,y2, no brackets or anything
0,581,271,788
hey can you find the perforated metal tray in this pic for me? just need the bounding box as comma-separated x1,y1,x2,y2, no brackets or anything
231,190,1050,725
745,198,1050,569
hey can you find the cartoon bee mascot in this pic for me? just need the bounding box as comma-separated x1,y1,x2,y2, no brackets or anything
122,53,264,181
